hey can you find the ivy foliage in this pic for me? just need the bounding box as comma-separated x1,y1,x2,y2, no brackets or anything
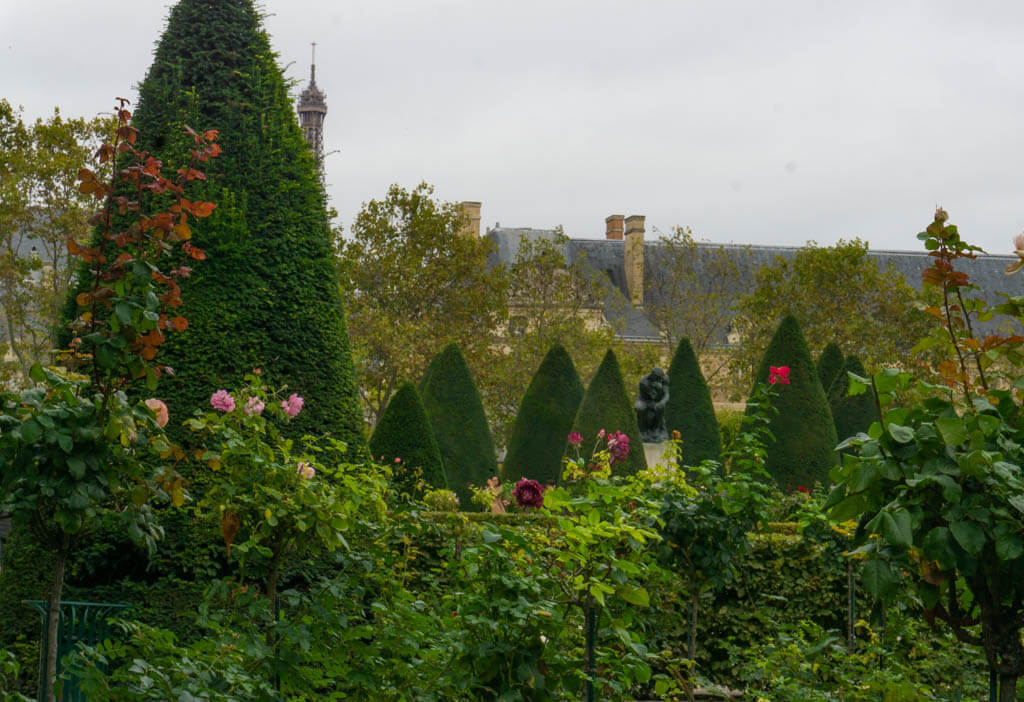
419,343,497,510
748,314,837,488
502,343,584,485
370,382,447,492
570,349,646,475
80,0,363,446
664,337,721,465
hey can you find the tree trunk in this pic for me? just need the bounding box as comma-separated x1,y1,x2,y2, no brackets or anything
998,673,1017,702
45,549,67,702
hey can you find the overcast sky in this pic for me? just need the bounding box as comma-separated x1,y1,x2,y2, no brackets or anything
3,0,1024,254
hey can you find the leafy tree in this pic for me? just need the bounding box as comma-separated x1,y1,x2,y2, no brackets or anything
828,210,1024,701
730,239,930,394
816,342,845,396
486,230,615,448
419,343,496,510
830,354,877,444
369,381,447,492
570,349,646,475
502,343,584,485
71,0,363,445
0,101,111,384
664,338,721,465
0,105,217,702
747,314,837,488
644,227,752,384
339,183,508,427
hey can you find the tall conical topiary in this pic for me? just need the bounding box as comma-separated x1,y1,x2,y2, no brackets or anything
664,338,721,466
78,0,362,446
370,382,446,492
419,343,497,510
831,354,878,445
502,343,585,485
816,342,845,396
570,349,647,475
747,315,837,488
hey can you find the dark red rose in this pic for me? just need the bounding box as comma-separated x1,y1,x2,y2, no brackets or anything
514,478,545,508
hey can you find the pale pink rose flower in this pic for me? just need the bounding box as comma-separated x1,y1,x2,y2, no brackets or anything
244,396,265,416
210,390,235,413
281,393,304,418
144,398,169,428
297,461,315,479
1015,232,1024,252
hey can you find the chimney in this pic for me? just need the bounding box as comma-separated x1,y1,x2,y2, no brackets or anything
605,214,624,240
459,201,482,238
624,214,645,306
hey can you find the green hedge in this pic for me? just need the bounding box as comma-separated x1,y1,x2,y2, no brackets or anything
502,343,584,485
831,354,878,445
816,341,845,395
370,382,447,491
747,315,837,488
664,338,721,465
419,343,497,510
570,349,646,475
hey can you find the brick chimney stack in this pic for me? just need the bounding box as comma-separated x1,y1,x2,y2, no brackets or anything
459,201,482,237
605,214,624,240
624,214,645,306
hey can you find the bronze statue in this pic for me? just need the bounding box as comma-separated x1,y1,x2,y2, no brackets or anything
635,368,669,443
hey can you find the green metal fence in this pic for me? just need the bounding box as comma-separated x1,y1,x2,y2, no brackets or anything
26,600,129,702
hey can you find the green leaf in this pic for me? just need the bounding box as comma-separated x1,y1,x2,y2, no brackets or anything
845,372,869,397
995,529,1024,561
56,433,73,454
29,363,45,383
115,302,131,325
21,418,43,444
880,509,913,548
923,527,958,570
862,559,900,598
829,492,866,522
616,585,650,607
888,424,915,443
949,520,986,556
95,342,119,370
935,417,967,447
67,456,86,479
482,528,502,544
1009,495,1024,514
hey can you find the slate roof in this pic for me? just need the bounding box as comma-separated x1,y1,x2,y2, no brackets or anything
485,227,1024,344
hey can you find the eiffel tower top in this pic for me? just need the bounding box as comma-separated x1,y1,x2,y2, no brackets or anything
298,42,326,112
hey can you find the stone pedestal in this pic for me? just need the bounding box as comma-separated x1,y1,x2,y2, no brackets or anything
643,442,670,468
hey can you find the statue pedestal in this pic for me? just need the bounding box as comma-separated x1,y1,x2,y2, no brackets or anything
644,442,671,468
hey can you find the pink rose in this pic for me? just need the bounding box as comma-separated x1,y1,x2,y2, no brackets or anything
144,398,169,428
607,431,630,465
769,366,790,385
1014,232,1024,252
210,390,235,413
297,461,315,479
244,396,265,416
281,393,304,418
567,431,583,447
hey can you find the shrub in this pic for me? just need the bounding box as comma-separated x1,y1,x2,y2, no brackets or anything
419,343,497,510
747,315,837,488
501,343,584,485
65,0,363,447
570,349,646,475
664,338,721,465
816,341,845,395
830,354,878,444
370,382,447,493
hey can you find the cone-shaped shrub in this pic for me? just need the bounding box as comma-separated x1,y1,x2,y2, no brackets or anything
370,382,446,492
816,342,846,396
66,0,363,447
502,343,585,485
419,343,497,510
664,338,721,466
570,349,647,475
747,315,837,488
831,354,878,445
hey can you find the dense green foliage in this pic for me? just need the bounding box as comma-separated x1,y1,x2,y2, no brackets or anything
419,343,497,510
816,342,845,395
570,349,646,475
664,338,721,465
369,382,447,492
502,343,584,485
81,0,362,445
829,354,877,443
748,315,837,488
